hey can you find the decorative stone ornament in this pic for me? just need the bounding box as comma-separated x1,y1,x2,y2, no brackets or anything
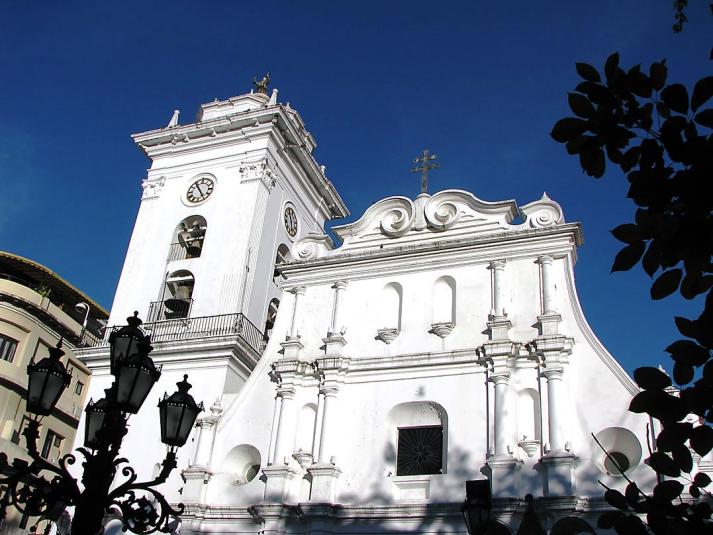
430,321,455,338
518,438,541,458
376,328,400,344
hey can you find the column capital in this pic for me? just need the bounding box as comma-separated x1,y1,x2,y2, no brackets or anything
490,372,510,385
320,384,340,397
277,385,296,399
537,254,554,265
332,280,348,291
541,367,564,381
489,259,506,271
290,285,306,296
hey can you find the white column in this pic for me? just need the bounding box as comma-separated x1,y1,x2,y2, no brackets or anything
492,373,512,458
272,387,296,464
544,368,565,452
267,394,283,465
539,255,556,315
311,390,325,459
289,286,306,338
317,385,339,464
192,399,222,468
489,260,506,318
329,281,348,334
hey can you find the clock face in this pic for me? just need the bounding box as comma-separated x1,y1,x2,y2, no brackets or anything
186,177,214,204
284,206,298,237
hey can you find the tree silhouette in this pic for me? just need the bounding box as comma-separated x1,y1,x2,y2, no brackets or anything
550,37,713,534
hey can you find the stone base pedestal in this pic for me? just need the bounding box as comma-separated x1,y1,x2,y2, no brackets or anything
487,318,512,341
540,453,578,497
262,465,299,502
280,337,304,360
307,463,342,502
181,465,211,504
537,313,562,336
322,333,347,357
485,456,521,497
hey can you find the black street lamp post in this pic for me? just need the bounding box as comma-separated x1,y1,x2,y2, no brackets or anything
0,313,203,534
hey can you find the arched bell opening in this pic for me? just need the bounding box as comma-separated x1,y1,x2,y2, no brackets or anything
149,270,195,321
168,215,207,261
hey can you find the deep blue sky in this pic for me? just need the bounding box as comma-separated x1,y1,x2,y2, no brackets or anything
0,1,709,373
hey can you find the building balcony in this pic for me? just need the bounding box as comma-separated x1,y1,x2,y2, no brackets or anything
82,312,266,356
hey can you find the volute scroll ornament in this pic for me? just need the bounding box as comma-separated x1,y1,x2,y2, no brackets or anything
379,199,415,237
424,197,462,230
294,234,332,260
520,193,564,229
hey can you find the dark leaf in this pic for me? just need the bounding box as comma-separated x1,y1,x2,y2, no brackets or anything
576,62,601,82
673,362,694,385
568,93,596,118
694,471,712,488
598,510,624,529
665,340,710,366
672,443,693,473
654,480,684,502
611,242,645,272
657,422,692,451
621,146,641,172
690,484,701,498
610,224,642,244
580,146,606,177
691,76,713,111
605,488,629,510
690,425,713,457
656,100,672,119
647,510,668,534
642,242,661,278
605,53,620,83
650,269,683,300
661,83,689,114
629,389,688,421
675,316,701,340
646,452,681,477
625,481,640,505
634,367,672,390
551,117,589,143
694,109,713,128
614,514,648,535
650,60,667,91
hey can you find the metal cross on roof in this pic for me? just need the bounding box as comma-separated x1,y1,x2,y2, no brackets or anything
411,149,440,194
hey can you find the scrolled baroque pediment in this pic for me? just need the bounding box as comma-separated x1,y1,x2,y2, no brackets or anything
328,190,566,253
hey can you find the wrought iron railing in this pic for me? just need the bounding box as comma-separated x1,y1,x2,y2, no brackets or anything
166,240,203,262
147,299,194,322
82,313,265,355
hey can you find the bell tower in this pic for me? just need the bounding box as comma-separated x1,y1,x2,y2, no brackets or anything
76,82,348,487
109,82,348,351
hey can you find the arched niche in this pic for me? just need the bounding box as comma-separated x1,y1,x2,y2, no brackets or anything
517,388,542,455
593,427,642,476
432,276,456,324
294,403,318,459
386,401,448,476
380,282,403,330
170,215,207,261
220,444,262,486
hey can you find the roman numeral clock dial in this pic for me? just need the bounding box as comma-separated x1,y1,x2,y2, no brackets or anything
186,177,214,204
284,206,298,238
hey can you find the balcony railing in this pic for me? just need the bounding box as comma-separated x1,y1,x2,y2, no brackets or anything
82,312,266,355
167,240,203,262
147,299,194,322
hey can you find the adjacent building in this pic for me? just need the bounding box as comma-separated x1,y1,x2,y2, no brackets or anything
0,251,108,532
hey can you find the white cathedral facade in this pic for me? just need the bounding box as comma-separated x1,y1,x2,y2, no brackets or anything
76,84,693,534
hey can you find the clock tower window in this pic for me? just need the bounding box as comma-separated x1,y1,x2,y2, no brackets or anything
168,216,207,262
148,270,195,321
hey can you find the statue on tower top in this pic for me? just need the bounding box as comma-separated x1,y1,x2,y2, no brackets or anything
253,72,271,95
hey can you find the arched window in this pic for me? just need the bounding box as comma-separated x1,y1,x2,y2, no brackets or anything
168,215,207,261
263,298,280,342
380,282,403,330
273,243,291,279
387,401,448,476
433,276,456,325
150,270,194,320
